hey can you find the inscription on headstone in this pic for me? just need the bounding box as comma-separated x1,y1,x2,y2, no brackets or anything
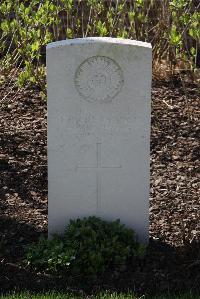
47,37,152,243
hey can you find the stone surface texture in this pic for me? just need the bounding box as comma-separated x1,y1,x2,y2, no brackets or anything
47,37,152,242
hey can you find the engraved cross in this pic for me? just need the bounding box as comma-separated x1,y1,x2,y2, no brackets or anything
77,143,121,213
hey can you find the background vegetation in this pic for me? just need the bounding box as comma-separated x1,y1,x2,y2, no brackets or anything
0,0,199,94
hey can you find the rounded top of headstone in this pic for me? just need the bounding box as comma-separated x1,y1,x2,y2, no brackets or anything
47,37,152,49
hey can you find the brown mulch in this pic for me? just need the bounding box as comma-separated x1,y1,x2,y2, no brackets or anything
0,78,199,295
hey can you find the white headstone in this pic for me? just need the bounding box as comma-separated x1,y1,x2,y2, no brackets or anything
47,37,152,243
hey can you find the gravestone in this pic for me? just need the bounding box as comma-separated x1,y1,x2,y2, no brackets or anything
47,37,152,243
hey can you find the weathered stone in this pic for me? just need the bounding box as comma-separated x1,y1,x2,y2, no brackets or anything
47,37,152,242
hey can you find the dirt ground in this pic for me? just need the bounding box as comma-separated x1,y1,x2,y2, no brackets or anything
0,78,199,295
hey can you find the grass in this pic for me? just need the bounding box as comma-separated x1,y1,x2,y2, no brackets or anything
0,292,200,299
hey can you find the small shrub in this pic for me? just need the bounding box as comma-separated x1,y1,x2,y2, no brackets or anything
26,234,75,272
26,216,146,280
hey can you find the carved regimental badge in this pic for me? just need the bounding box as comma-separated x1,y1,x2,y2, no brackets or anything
74,56,124,102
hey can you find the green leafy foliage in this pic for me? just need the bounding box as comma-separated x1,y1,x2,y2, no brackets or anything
169,0,200,70
26,235,75,272
0,0,199,90
26,216,146,280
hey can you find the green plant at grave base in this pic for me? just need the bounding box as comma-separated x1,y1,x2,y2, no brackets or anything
26,216,145,280
1,292,200,299
26,234,76,272
0,0,199,91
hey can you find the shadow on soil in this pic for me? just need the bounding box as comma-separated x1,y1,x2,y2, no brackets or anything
0,80,199,296
0,131,47,209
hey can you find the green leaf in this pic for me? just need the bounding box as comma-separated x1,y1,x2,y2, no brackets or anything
190,47,196,56
1,20,9,33
31,40,40,52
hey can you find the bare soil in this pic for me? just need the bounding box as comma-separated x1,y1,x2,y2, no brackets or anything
0,79,199,295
